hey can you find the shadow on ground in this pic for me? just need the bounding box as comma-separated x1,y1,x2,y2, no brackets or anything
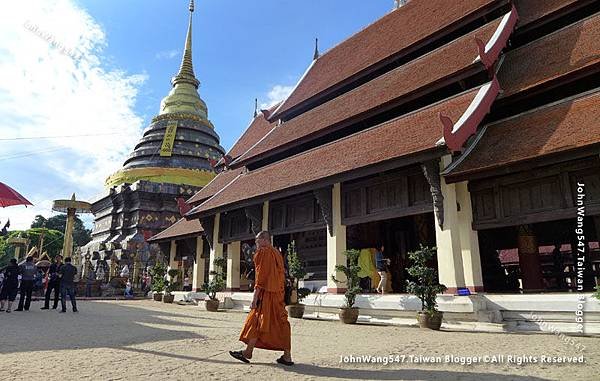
0,300,216,354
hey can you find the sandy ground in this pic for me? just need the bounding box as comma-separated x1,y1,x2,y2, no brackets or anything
0,299,598,381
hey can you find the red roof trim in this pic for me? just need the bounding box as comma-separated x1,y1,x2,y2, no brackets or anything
441,76,500,152
476,4,519,70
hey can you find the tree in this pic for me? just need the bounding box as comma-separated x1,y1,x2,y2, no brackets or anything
31,214,91,247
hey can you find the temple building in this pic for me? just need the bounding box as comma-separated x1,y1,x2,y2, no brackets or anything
85,1,224,271
153,0,600,319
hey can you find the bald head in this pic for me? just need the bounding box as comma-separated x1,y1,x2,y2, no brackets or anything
255,231,271,248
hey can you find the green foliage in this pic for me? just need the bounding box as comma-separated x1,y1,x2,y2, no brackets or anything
287,241,311,304
406,245,447,313
31,214,91,247
149,262,166,293
202,257,226,300
287,241,306,280
594,286,600,301
331,249,362,308
164,268,181,295
0,236,10,268
297,287,311,303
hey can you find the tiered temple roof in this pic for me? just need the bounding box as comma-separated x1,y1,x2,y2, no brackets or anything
174,0,599,229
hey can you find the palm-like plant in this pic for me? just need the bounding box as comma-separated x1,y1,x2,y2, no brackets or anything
331,249,362,308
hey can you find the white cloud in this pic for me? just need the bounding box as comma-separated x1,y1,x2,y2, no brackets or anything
155,49,179,60
0,0,146,230
260,84,294,109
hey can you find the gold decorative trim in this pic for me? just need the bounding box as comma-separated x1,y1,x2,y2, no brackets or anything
105,167,216,188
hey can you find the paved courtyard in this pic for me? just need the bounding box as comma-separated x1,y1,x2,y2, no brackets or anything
0,299,598,381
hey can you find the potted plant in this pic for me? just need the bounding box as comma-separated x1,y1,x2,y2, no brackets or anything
149,262,166,301
202,257,226,312
286,241,311,318
406,245,447,330
162,269,180,303
331,249,362,324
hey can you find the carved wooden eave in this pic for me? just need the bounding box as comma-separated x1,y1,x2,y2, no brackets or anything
439,76,500,153
199,215,214,249
313,187,333,237
244,205,263,236
421,160,444,229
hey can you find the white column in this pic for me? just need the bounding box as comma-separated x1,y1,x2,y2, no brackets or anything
209,213,224,280
456,181,484,292
327,183,347,293
168,240,178,282
226,241,241,291
435,155,466,294
192,236,205,292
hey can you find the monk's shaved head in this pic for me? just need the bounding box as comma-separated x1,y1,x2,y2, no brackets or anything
256,231,271,241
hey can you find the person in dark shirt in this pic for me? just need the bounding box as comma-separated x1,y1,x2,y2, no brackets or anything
0,259,20,313
58,257,78,313
42,255,63,310
16,256,38,311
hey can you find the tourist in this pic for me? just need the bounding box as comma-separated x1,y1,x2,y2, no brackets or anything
0,259,19,313
183,273,191,291
58,257,78,313
230,230,293,366
375,245,390,294
42,255,63,310
124,280,134,299
15,256,37,311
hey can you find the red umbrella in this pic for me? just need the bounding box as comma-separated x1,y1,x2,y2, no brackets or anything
0,182,33,207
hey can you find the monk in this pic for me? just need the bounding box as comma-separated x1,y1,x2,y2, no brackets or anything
229,230,293,366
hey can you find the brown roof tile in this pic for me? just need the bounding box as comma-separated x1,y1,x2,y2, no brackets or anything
235,15,509,166
148,217,203,242
515,0,581,27
226,113,275,161
186,167,244,205
190,87,483,215
445,90,600,180
272,0,502,118
500,13,600,98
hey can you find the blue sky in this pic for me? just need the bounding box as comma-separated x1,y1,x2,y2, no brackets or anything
0,0,392,229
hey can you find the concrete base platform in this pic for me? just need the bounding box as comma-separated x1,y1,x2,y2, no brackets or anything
227,292,600,335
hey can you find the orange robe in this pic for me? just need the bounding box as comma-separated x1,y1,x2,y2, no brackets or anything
239,245,291,351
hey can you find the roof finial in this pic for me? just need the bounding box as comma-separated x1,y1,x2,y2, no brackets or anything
253,98,258,118
313,38,320,60
172,0,200,88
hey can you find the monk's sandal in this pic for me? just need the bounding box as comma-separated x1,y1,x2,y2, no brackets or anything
229,350,250,363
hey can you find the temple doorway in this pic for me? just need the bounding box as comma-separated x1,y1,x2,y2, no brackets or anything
478,217,600,293
346,212,436,293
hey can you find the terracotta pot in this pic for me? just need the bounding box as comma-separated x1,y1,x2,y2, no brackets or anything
339,307,359,324
163,294,174,303
417,311,443,330
205,299,219,312
153,292,163,301
287,304,305,319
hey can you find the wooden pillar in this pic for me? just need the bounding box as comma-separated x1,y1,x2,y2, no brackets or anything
456,181,484,292
517,224,544,291
327,183,347,293
435,156,466,294
226,241,241,291
192,236,205,292
209,213,224,280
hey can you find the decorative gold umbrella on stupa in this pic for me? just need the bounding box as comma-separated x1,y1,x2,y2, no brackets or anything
52,194,91,259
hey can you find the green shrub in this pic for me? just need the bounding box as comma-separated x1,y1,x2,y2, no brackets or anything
331,249,362,308
406,245,447,314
